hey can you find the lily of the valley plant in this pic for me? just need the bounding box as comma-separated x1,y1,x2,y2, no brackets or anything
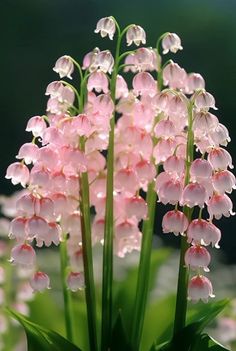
5,16,235,351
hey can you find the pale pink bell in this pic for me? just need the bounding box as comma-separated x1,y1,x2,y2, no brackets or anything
210,123,231,147
94,16,116,40
45,81,64,97
188,275,215,303
185,245,211,272
194,90,217,110
158,178,183,205
132,72,156,97
193,111,219,135
190,159,213,180
6,162,30,187
162,210,188,236
26,116,47,137
9,217,27,242
27,215,49,243
154,119,176,139
53,55,74,79
163,155,185,176
207,194,235,220
87,71,109,93
162,32,183,54
125,196,147,220
212,170,236,194
116,75,129,99
187,219,221,248
10,243,36,267
115,167,139,195
30,271,50,292
67,272,85,292
90,50,114,74
16,143,39,165
153,138,177,164
126,25,146,46
208,147,233,171
162,61,187,89
186,73,205,94
181,182,208,208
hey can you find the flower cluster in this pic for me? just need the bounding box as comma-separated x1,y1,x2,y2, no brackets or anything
5,16,235,305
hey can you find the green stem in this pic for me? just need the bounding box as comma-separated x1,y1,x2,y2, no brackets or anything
79,136,98,351
173,101,194,335
101,25,122,351
59,236,74,342
130,180,157,350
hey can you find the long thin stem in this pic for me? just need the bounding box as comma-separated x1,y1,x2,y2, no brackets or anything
173,101,194,335
59,236,74,342
79,145,99,351
101,24,122,351
130,180,157,350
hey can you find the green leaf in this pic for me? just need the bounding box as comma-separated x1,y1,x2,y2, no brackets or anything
152,299,229,351
192,333,230,351
110,311,133,351
7,309,82,351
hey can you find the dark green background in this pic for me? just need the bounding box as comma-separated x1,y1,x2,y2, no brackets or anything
1,0,236,261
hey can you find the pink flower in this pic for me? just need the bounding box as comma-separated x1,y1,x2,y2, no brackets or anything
126,25,146,46
194,90,217,110
87,71,109,93
185,245,211,272
210,123,231,147
94,16,116,40
181,182,208,208
30,271,50,292
125,196,147,220
89,50,114,74
187,219,221,248
9,217,27,242
185,73,205,94
162,32,183,54
67,272,84,292
212,170,236,194
5,162,29,187
133,72,157,97
162,61,187,89
162,210,188,236
10,243,36,267
16,143,39,165
207,194,235,220
208,147,233,171
190,159,213,180
188,275,215,303
158,178,183,205
193,111,219,135
53,55,74,79
154,119,176,139
163,155,185,176
26,116,47,137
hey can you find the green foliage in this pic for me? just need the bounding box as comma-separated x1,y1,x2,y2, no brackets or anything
151,299,230,351
7,309,82,351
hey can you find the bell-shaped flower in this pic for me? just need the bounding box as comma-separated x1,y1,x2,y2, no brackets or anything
162,32,183,54
26,116,47,137
125,196,147,220
210,123,231,147
188,275,215,303
126,25,146,46
53,55,74,79
116,75,129,99
90,50,114,74
185,73,205,94
158,178,183,205
187,219,221,248
193,111,219,136
67,271,85,292
207,194,235,220
16,143,39,165
162,61,187,89
162,210,188,236
5,162,29,187
94,16,116,40
45,81,64,97
164,155,185,176
208,147,233,171
30,271,50,292
133,72,156,97
190,159,213,180
194,90,217,110
87,71,109,93
9,217,27,242
10,243,36,267
181,182,208,208
185,245,211,272
212,170,236,194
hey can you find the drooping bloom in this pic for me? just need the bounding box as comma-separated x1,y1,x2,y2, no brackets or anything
94,16,116,40
53,55,74,79
126,25,146,46
162,32,183,54
188,275,215,303
30,271,50,292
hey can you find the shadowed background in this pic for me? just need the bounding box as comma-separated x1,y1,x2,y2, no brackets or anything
1,0,236,261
